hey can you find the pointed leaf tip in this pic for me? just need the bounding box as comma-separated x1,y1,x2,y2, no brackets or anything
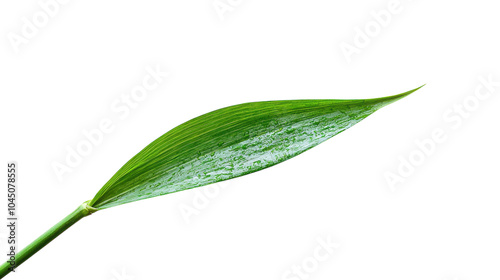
366,84,424,109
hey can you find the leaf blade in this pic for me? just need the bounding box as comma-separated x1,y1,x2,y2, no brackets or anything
90,86,423,209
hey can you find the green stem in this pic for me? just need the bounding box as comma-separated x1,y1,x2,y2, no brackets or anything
0,201,98,279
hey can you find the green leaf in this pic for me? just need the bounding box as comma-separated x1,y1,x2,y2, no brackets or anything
90,86,423,209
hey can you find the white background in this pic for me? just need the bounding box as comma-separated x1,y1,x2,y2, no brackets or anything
1,1,499,279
